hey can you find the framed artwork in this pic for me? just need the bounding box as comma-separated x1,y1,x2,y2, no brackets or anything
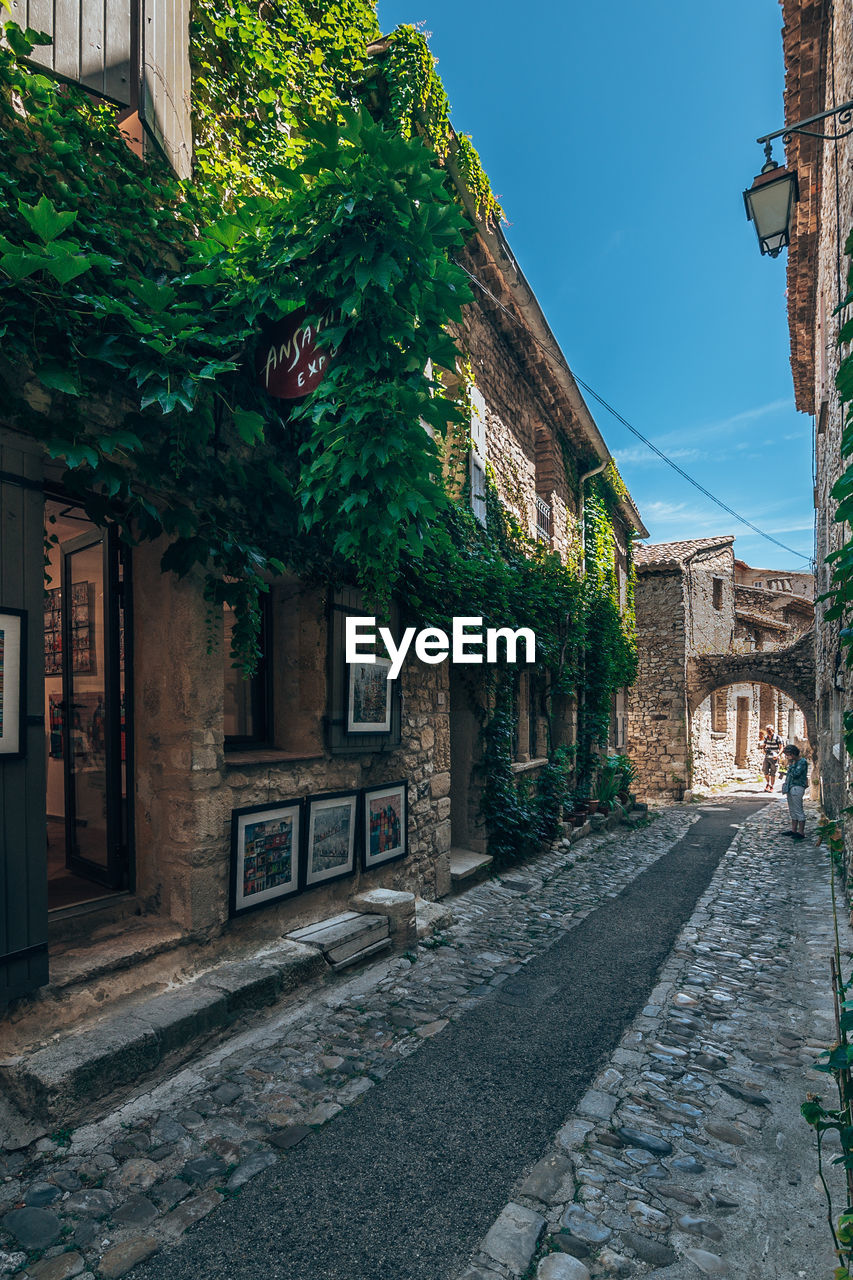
49,693,64,758
347,657,392,733
44,582,95,675
230,800,302,916
305,790,358,887
0,608,26,759
363,780,408,870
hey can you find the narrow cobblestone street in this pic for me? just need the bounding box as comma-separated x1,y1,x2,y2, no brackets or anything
1,792,844,1279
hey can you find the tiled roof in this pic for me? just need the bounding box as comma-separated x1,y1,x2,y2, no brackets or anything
633,536,735,570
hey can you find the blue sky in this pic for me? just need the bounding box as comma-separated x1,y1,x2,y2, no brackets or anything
377,0,815,569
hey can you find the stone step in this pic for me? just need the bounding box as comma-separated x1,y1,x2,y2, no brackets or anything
288,911,390,965
328,936,393,971
449,848,494,889
0,941,325,1132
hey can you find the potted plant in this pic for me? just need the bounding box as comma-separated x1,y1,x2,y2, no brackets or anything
594,757,624,814
611,754,637,804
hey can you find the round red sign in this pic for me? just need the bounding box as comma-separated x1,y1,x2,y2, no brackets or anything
256,307,336,400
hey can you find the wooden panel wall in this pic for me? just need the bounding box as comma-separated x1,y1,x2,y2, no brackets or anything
7,0,134,106
0,432,48,1005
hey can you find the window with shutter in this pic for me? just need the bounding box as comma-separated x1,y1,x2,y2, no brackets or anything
5,1,192,178
469,386,487,527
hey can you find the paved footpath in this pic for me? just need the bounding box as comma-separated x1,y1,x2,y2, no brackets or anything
0,796,844,1279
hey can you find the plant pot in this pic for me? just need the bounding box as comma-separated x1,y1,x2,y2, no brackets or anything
598,801,611,815
617,790,630,804
587,800,600,814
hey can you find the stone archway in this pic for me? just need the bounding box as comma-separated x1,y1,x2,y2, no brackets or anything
686,630,816,748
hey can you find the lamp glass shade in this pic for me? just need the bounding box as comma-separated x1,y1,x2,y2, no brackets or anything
743,166,799,257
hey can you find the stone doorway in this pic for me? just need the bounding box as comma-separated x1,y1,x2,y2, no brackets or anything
449,668,485,855
735,696,750,768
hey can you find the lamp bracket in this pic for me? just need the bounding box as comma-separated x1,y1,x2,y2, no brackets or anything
757,100,853,159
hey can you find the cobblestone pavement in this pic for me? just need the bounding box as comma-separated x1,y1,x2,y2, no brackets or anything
0,797,843,1280
0,808,700,1279
457,794,844,1280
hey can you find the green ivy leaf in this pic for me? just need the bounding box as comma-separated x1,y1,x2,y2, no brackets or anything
0,250,45,281
17,194,77,244
37,362,81,396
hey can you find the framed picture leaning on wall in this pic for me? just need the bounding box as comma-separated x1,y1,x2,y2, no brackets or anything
0,607,26,759
346,656,392,733
230,800,302,916
305,790,358,887
362,780,407,870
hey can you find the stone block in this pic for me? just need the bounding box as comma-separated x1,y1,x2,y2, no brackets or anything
349,890,417,950
481,1202,545,1275
430,770,451,799
97,1238,159,1279
1,1017,160,1123
139,985,229,1056
24,1253,85,1280
415,897,455,937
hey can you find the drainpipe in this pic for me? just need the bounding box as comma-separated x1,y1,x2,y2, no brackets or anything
579,459,608,577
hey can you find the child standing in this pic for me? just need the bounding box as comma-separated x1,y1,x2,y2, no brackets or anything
781,744,808,840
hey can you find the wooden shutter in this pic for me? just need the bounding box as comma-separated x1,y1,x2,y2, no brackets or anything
0,432,48,1006
140,0,191,179
6,0,134,106
470,386,487,527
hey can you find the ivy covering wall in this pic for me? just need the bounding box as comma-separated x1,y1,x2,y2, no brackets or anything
0,1,638,861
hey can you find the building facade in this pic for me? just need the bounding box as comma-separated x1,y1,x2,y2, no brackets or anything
628,537,813,798
779,0,853,830
0,5,645,1021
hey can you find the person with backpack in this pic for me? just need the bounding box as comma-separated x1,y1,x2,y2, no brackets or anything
760,724,784,792
781,744,808,839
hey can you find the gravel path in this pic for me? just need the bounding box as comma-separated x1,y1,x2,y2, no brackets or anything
118,802,760,1280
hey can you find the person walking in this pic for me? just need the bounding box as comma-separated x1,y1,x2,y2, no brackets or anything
760,724,784,791
781,744,808,839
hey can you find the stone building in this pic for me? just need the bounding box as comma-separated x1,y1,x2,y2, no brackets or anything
628,537,813,798
777,0,853,825
0,5,645,1031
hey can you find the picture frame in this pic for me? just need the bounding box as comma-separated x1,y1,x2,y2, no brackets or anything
44,582,95,675
230,799,302,916
0,607,26,759
346,657,392,733
305,789,358,887
362,780,408,870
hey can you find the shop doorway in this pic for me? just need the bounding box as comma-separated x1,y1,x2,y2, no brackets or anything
44,499,131,910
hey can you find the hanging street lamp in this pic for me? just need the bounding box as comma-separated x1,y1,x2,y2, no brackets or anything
745,100,853,258
743,146,799,258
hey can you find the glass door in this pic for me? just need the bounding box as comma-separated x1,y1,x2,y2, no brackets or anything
60,528,128,889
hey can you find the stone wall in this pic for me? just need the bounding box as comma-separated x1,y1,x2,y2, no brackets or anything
457,259,581,563
685,546,735,657
627,567,689,799
133,552,452,939
807,1,853,825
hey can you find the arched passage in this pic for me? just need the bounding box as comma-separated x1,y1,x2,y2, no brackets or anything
687,631,816,747
686,632,816,792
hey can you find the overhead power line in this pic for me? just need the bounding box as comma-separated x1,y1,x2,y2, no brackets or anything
453,259,813,565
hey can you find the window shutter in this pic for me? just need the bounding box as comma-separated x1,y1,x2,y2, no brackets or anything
7,0,134,106
0,434,49,1007
140,0,191,179
470,386,487,527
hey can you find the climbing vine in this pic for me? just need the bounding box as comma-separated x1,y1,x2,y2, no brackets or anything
0,3,637,864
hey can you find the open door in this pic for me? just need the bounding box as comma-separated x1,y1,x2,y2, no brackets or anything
55,525,129,893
